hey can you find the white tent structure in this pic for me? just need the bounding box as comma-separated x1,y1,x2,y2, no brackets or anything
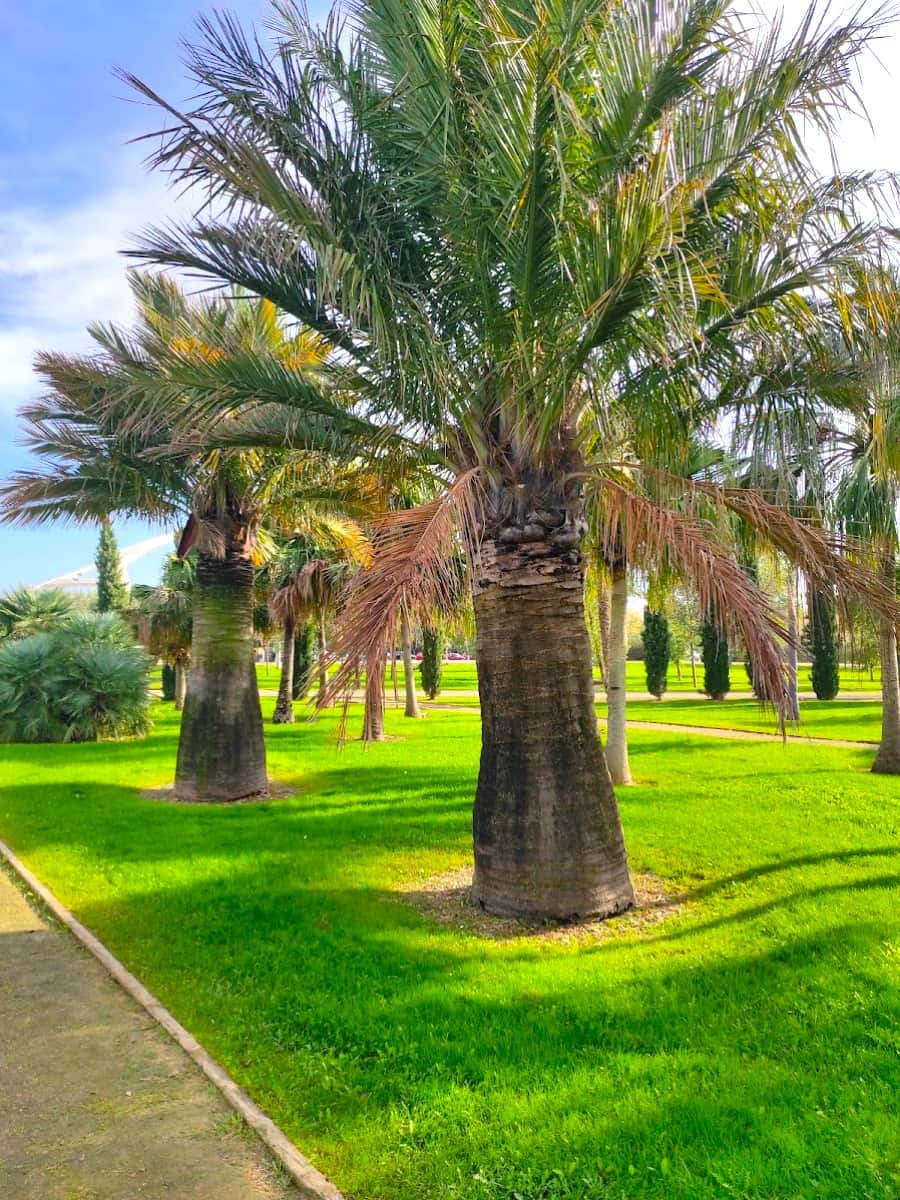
35,533,174,593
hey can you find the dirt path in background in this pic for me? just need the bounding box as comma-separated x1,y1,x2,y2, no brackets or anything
0,867,299,1200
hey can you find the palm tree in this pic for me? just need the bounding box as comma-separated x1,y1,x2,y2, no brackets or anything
132,554,195,710
125,1,899,916
0,273,345,801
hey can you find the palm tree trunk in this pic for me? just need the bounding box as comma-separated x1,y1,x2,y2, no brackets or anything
362,648,385,742
174,548,267,801
273,618,295,724
316,612,328,708
605,565,633,786
174,659,187,712
873,551,900,774
471,538,633,920
597,574,611,689
785,566,801,723
400,605,420,718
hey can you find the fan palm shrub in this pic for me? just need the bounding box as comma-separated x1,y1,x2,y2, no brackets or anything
0,612,150,743
0,586,75,639
124,0,900,915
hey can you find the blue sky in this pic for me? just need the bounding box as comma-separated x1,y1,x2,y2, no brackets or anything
0,1,897,591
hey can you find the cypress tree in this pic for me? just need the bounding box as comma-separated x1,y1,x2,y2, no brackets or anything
95,519,129,612
161,662,176,701
701,618,730,700
641,608,671,699
420,625,446,699
810,589,840,700
292,621,315,699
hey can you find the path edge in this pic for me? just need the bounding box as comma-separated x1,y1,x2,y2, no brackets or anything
0,838,345,1200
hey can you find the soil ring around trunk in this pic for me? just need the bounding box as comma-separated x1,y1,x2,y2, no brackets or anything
398,866,684,944
140,779,299,805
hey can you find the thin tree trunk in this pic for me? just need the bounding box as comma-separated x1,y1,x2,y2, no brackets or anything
272,618,295,724
785,566,801,723
873,551,900,774
471,538,634,920
175,547,267,801
605,565,633,786
362,648,385,742
597,573,611,690
690,641,697,689
316,612,328,708
174,659,187,712
400,605,420,718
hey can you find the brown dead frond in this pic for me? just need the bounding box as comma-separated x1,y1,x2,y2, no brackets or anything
596,477,793,722
323,470,482,711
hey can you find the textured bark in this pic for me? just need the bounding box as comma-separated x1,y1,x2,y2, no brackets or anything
174,549,267,801
174,660,187,712
272,619,295,724
471,538,634,920
785,567,801,723
316,614,328,708
605,566,633,786
400,606,421,718
873,553,900,775
597,576,611,689
362,649,385,742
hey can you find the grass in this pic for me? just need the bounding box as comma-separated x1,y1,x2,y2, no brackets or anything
0,702,897,1200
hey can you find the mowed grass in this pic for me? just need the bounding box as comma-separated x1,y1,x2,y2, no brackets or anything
1,704,897,1200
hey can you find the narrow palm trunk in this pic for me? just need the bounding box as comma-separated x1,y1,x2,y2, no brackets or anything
362,648,385,742
273,619,296,724
174,659,187,712
873,552,900,774
400,606,420,718
785,567,801,723
316,613,328,708
471,539,633,920
597,575,611,689
174,548,267,801
605,566,633,786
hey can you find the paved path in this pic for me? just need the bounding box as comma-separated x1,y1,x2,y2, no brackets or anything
0,866,298,1200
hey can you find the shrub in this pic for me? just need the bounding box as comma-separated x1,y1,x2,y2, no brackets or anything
420,625,446,699
641,609,671,699
810,589,840,700
0,613,151,743
0,586,75,640
701,619,730,700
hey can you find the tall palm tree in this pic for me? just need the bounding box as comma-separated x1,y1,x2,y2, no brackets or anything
0,273,347,801
125,0,899,916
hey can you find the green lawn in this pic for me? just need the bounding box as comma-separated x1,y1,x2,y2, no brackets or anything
0,703,897,1200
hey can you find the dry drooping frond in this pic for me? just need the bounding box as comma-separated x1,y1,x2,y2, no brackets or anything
634,468,900,629
596,478,793,720
323,470,482,708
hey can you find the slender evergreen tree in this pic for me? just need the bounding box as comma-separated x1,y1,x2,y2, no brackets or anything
292,623,315,700
701,619,731,700
95,519,129,612
641,609,671,700
810,589,840,700
420,625,445,700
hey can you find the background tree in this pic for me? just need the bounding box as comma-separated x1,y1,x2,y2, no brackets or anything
95,518,129,612
419,624,445,700
132,554,195,710
642,609,671,700
809,588,840,701
701,619,731,701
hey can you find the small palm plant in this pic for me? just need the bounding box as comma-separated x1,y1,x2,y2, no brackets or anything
0,586,75,639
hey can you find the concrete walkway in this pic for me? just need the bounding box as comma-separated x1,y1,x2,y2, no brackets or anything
0,867,299,1200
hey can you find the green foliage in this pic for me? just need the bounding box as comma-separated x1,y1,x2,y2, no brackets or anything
161,663,176,701
641,609,671,699
0,586,75,639
810,589,840,701
292,621,315,700
419,625,446,699
701,619,730,700
0,706,895,1200
0,612,151,743
95,519,129,612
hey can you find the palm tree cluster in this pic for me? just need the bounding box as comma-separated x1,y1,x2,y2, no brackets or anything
3,0,900,918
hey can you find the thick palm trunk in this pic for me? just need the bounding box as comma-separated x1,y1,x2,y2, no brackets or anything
174,659,187,712
605,566,633,786
873,552,900,774
273,618,295,724
785,567,801,723
471,538,633,920
362,648,385,742
174,549,267,801
400,606,420,718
